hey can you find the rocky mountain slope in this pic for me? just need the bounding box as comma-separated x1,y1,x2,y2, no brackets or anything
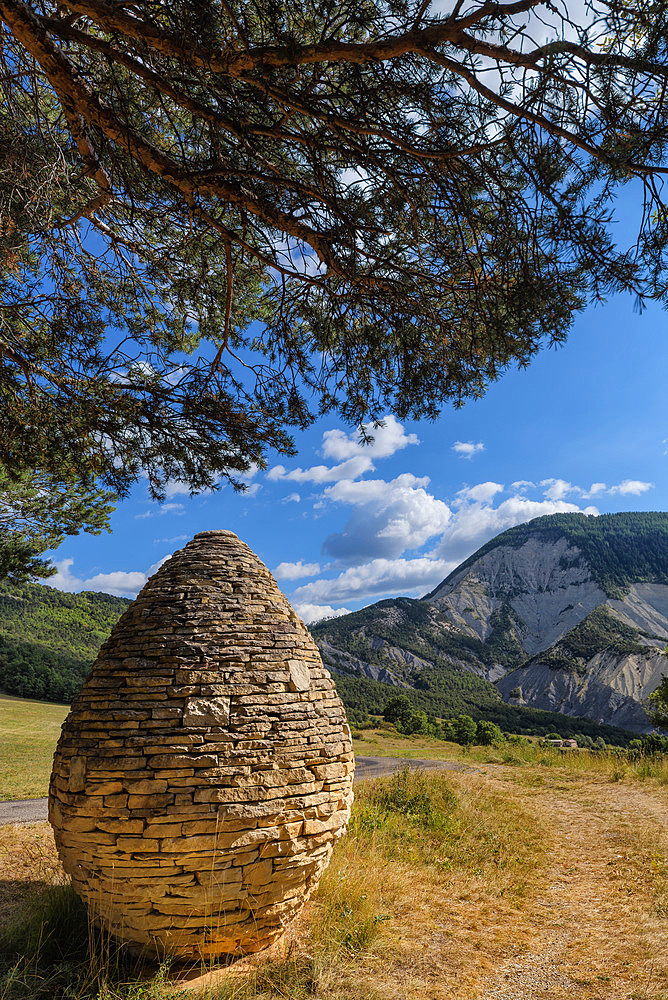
313,512,668,733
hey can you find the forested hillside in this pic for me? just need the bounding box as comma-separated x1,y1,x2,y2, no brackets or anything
428,511,668,600
0,583,129,702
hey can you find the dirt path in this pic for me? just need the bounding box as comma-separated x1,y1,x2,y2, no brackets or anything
480,774,668,1000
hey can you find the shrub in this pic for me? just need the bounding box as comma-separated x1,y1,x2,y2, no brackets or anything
475,720,504,746
383,694,413,729
453,714,477,746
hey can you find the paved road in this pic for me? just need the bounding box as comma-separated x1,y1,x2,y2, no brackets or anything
352,754,468,781
0,796,49,826
0,755,465,826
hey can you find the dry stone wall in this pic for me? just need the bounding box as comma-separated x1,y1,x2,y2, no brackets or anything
48,530,354,960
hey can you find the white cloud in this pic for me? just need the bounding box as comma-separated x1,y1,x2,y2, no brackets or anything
274,560,321,581
267,455,373,484
456,482,504,504
583,482,607,497
295,603,352,625
50,556,171,598
452,441,485,459
541,478,653,500
322,473,451,562
162,480,192,499
135,503,185,519
292,557,455,604
160,464,258,499
322,415,418,461
268,416,418,484
540,478,575,502
609,479,654,496
154,534,189,544
282,492,301,504
275,459,656,615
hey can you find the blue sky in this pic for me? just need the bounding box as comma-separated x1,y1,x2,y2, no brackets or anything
47,280,668,624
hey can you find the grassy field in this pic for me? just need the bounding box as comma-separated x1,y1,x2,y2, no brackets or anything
0,694,68,800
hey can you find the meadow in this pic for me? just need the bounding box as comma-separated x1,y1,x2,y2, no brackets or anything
0,695,68,800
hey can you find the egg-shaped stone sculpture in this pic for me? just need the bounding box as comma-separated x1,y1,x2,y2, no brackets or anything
48,530,354,960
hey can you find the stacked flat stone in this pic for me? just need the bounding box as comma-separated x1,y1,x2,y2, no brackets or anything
48,530,354,960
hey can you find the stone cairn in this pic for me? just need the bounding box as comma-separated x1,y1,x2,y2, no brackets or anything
49,530,354,960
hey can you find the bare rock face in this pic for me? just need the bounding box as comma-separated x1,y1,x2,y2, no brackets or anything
48,531,354,960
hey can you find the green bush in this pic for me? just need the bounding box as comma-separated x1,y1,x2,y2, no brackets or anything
475,720,504,746
453,714,477,746
383,694,413,729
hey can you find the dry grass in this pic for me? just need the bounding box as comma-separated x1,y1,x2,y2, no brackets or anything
476,768,668,1000
351,726,467,761
0,824,61,924
0,695,68,800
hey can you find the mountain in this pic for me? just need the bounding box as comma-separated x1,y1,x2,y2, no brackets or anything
313,512,668,735
0,581,131,702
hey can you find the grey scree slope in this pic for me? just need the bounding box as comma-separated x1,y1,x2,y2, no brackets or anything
48,530,354,960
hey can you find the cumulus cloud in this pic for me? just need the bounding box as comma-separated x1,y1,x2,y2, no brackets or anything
162,480,192,499
540,478,575,501
268,416,418,484
50,556,171,598
267,455,373,484
263,418,655,616
291,557,455,604
135,503,185,519
583,482,607,497
452,441,485,459
321,415,418,461
160,464,259,499
274,560,321,580
609,479,654,495
290,480,602,609
294,603,352,625
322,473,451,563
541,478,653,501
456,482,504,504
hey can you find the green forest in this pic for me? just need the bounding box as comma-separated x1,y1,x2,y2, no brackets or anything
330,669,633,744
0,582,130,702
428,511,668,600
